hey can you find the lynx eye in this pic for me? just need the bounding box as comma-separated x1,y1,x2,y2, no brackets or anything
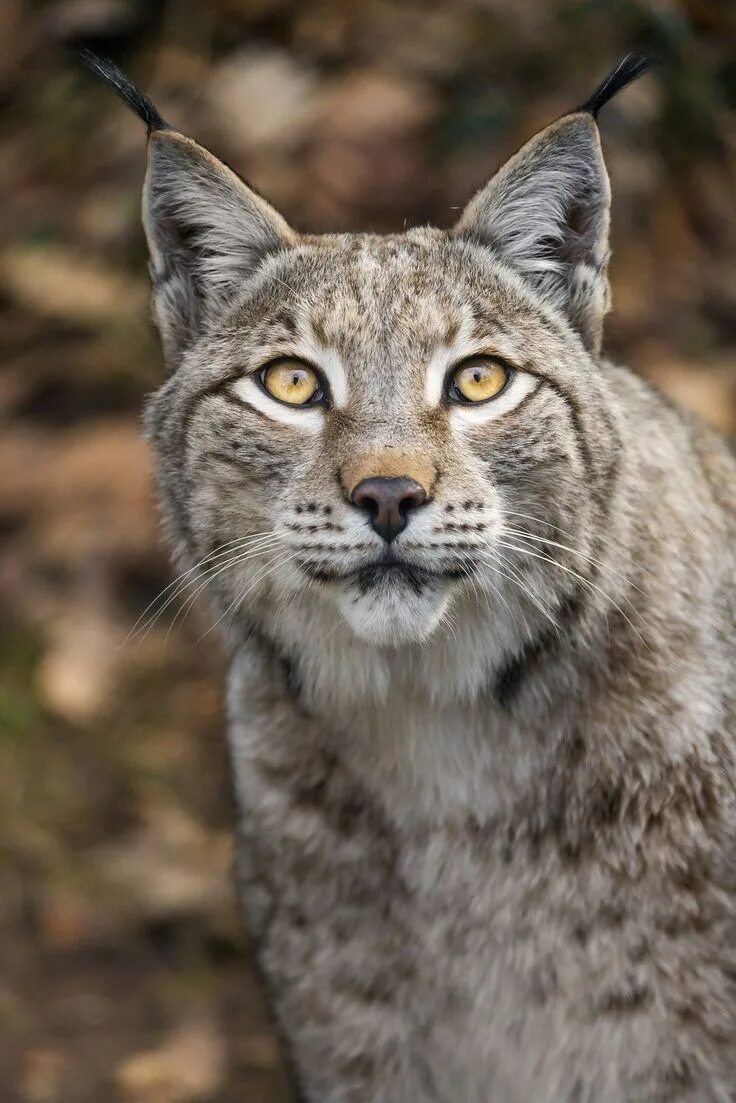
260,359,323,407
448,357,511,404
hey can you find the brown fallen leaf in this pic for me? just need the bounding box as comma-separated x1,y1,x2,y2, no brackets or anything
93,801,232,921
0,245,146,326
116,1016,226,1103
21,1047,69,1103
207,48,317,152
36,609,124,723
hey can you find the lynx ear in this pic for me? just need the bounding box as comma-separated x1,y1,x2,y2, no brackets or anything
143,131,295,362
78,49,295,365
454,55,650,354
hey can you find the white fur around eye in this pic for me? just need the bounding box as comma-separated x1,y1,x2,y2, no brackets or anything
423,311,478,407
231,376,325,431
425,346,456,407
299,337,349,408
450,370,539,426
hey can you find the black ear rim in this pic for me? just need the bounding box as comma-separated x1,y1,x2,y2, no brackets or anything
77,46,169,134
577,53,653,119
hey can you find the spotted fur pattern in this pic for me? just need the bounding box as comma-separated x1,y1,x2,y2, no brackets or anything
115,58,736,1101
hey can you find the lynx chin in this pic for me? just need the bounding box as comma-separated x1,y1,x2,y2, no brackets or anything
84,49,736,1102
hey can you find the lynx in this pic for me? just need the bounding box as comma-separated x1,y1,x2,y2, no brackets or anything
84,50,736,1102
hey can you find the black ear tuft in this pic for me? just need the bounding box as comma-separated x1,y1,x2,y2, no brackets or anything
578,53,652,118
78,47,168,134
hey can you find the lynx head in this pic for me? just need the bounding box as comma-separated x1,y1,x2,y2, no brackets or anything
84,52,648,653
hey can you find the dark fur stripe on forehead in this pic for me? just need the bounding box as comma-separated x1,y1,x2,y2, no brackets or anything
577,53,651,118
78,47,168,133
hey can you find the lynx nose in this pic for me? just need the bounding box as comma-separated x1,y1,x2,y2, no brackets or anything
350,476,427,543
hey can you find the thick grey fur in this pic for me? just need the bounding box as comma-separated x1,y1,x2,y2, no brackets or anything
89,51,736,1101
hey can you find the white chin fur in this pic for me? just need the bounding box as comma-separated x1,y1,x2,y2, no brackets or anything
333,577,453,646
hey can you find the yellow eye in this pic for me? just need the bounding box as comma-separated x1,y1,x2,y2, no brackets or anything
449,357,511,404
260,359,322,406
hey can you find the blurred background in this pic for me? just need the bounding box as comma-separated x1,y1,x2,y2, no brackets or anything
1,1,735,1100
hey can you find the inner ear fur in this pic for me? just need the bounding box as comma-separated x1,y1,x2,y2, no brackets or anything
143,130,296,366
454,113,611,354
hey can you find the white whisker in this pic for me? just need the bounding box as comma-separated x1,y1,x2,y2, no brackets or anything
459,561,523,642
162,538,286,644
502,508,655,581
149,540,285,646
125,531,284,643
501,525,644,598
496,540,648,647
476,549,560,635
202,550,305,641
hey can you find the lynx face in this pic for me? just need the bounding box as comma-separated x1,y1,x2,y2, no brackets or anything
132,94,621,648
148,229,618,648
